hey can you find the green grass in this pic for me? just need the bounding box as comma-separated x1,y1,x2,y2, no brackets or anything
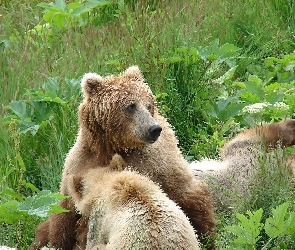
1,0,295,248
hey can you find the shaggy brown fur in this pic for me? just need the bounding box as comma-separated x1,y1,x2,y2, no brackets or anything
67,155,200,250
191,119,295,209
30,66,216,250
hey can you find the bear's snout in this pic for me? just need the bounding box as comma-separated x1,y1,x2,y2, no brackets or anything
148,124,162,143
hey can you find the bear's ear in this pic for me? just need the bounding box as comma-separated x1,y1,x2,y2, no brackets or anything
123,66,144,80
81,72,104,98
68,174,84,202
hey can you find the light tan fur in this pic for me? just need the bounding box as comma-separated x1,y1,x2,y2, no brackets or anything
67,155,200,250
191,119,295,209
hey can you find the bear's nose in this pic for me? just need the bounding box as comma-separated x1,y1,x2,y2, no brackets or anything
148,124,162,142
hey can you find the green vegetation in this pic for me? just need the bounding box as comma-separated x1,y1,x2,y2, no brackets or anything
224,202,295,250
1,0,295,248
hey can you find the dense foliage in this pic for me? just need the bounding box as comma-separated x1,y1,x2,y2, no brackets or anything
1,0,295,248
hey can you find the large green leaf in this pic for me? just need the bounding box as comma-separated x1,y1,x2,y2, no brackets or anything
207,97,244,121
0,200,24,224
214,66,237,84
38,0,67,11
265,202,295,238
217,43,241,58
19,120,40,135
1,189,23,202
31,101,54,122
226,208,263,246
17,190,68,218
8,101,32,120
73,0,113,16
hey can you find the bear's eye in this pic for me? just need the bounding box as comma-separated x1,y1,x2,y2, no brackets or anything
126,103,136,113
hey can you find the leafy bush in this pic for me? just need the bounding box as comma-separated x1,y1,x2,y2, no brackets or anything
1,185,68,224
27,0,122,43
0,121,68,248
3,77,81,191
195,52,295,160
158,39,241,159
5,77,80,135
224,202,295,249
0,182,68,248
157,40,295,160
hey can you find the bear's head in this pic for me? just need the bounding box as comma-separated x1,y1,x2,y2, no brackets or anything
79,66,162,152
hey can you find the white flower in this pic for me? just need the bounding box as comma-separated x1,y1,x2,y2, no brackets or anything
273,102,289,110
241,102,270,114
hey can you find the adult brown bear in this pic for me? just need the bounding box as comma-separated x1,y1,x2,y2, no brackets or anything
30,66,216,249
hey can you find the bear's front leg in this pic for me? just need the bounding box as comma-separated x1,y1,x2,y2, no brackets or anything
176,178,216,249
29,220,50,250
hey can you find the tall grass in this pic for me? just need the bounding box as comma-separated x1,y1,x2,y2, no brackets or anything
1,1,294,109
1,0,295,248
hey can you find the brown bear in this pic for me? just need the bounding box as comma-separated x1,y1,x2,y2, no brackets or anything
191,118,295,209
67,154,201,250
30,66,216,249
